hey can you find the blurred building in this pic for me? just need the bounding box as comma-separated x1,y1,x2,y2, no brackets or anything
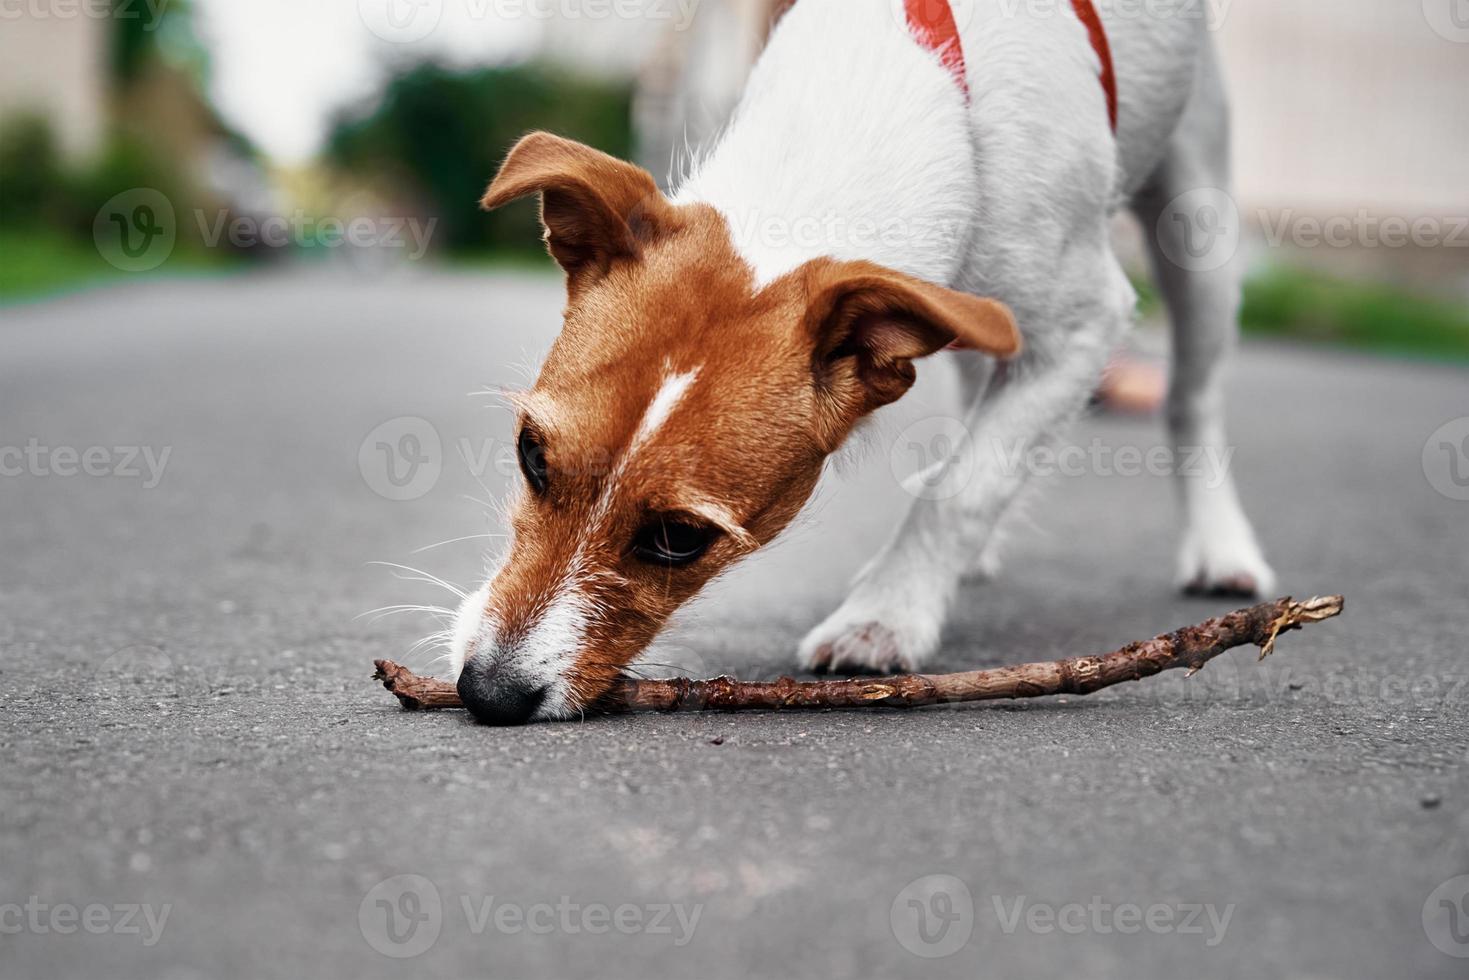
1218,1,1468,294
0,2,269,253
630,0,773,186
537,3,664,75
0,10,109,160
1220,2,1468,217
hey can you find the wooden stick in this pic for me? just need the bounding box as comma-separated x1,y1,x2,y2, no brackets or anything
373,595,1343,716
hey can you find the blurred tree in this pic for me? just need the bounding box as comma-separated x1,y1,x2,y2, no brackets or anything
111,0,209,86
0,116,63,228
326,62,633,255
0,115,179,236
1,0,255,297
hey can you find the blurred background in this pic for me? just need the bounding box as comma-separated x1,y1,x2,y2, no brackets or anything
3,5,1467,979
1,0,1465,354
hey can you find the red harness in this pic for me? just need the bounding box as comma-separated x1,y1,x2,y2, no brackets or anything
903,0,1119,132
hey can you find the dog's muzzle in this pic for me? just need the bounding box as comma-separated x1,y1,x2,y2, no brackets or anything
457,654,549,725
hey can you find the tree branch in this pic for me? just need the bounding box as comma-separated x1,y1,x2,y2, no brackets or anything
372,595,1343,716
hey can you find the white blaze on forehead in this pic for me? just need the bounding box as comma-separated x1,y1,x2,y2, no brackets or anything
591,366,701,526
631,367,699,454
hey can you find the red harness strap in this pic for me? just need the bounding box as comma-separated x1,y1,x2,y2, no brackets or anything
903,0,1118,133
1068,0,1119,132
903,0,970,101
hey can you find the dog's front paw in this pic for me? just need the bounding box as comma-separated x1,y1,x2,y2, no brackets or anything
800,621,911,674
1176,530,1277,599
797,598,941,675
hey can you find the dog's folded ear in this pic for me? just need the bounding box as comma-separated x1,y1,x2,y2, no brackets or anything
481,132,669,290
798,259,1020,439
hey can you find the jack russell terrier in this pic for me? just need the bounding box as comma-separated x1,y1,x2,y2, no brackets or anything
447,0,1276,723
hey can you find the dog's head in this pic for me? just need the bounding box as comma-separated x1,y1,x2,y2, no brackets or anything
450,133,1019,723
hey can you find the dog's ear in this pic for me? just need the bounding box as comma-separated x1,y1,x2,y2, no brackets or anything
798,259,1020,446
481,132,668,291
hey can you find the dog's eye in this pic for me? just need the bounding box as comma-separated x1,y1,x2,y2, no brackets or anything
517,427,548,495
632,520,716,568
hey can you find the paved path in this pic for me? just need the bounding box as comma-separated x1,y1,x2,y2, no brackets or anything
2,269,1466,978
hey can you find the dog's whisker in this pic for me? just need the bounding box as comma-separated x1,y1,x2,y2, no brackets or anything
356,603,455,623
368,562,469,600
402,630,454,659
459,493,498,511
410,532,504,555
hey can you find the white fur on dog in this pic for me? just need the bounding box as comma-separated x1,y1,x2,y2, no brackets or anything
462,0,1275,691
676,0,1273,672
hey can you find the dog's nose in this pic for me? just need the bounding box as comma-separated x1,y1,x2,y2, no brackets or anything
457,656,548,725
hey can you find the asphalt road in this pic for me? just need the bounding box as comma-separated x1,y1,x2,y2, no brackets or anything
2,267,1466,979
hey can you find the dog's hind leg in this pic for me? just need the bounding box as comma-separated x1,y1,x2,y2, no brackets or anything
1130,39,1275,598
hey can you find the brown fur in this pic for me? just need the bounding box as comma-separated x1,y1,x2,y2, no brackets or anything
476,133,1019,711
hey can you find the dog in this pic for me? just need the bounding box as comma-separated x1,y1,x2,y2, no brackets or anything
447,0,1276,724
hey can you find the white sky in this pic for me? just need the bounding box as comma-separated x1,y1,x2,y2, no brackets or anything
193,0,542,162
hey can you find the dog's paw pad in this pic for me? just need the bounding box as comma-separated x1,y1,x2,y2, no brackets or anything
806,622,914,676
1182,572,1264,599
1176,528,1276,600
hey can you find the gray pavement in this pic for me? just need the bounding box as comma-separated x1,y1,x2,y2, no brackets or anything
1,267,1466,979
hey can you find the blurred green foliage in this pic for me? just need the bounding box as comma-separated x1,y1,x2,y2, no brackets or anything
0,116,186,235
326,61,633,256
1128,264,1469,360
111,0,208,85
111,0,162,83
1241,267,1469,360
0,117,214,301
0,116,64,229
0,228,122,299
0,0,251,299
